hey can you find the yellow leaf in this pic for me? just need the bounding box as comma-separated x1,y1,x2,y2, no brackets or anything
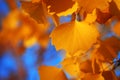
85,9,97,23
38,66,67,80
50,21,99,54
61,58,80,77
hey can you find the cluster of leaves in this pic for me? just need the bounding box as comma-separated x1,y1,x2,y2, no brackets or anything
2,0,120,80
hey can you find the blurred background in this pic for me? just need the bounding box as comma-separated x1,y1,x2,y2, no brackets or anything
0,0,67,80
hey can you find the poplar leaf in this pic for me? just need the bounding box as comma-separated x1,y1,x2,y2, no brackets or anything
50,21,99,54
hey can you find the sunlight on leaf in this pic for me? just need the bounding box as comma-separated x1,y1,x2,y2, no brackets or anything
50,21,99,55
61,57,79,78
84,9,97,23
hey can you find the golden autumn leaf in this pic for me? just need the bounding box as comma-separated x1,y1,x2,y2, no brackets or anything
21,1,48,25
50,21,99,54
61,57,80,78
76,0,111,15
84,9,97,23
38,66,67,80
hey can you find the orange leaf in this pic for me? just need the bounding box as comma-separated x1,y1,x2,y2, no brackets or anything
76,0,111,15
90,37,120,72
38,66,67,80
80,73,104,80
43,0,77,16
95,37,119,62
96,8,112,24
21,1,48,24
102,71,118,80
79,60,100,74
